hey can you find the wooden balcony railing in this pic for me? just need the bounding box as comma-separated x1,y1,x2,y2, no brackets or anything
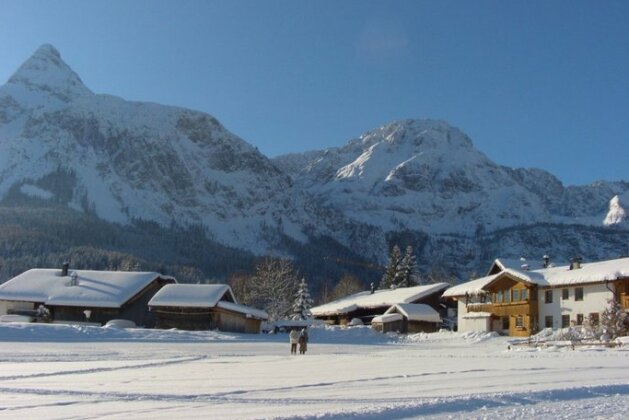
467,301,537,317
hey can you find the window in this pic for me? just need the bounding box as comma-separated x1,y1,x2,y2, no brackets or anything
575,287,584,301
561,315,570,328
504,290,511,303
562,289,569,300
515,315,524,328
544,290,553,304
545,316,553,328
495,291,503,303
576,314,584,325
513,290,520,302
521,289,528,301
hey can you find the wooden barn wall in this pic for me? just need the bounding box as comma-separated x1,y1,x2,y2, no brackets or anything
215,309,262,333
51,306,119,324
152,307,262,333
372,319,403,333
119,279,173,327
407,320,439,333
153,308,212,330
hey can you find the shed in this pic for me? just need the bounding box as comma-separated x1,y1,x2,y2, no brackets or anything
311,283,449,326
372,304,442,334
371,313,403,333
0,267,175,327
148,284,268,333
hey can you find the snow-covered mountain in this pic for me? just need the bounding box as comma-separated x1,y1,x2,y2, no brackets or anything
274,120,629,273
1,45,627,280
275,119,629,235
0,44,303,254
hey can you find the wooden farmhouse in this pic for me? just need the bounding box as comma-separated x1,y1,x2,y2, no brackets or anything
372,303,442,334
0,265,175,327
443,257,629,337
311,283,449,326
148,284,268,333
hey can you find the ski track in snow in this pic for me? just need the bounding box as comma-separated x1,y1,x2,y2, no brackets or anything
1,383,628,419
0,355,205,381
0,325,628,419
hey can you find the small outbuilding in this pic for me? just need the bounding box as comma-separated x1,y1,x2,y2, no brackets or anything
311,283,449,326
148,284,268,333
372,303,442,334
0,266,175,327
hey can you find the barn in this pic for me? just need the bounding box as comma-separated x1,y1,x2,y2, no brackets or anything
0,266,175,327
148,284,268,333
311,283,450,326
372,303,442,334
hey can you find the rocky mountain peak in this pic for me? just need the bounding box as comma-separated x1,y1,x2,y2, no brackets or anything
357,119,474,152
7,44,92,100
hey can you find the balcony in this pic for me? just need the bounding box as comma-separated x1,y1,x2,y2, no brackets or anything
467,301,537,317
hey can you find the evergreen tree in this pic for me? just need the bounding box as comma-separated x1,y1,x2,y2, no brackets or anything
291,278,314,320
601,297,628,339
397,245,418,287
380,245,402,289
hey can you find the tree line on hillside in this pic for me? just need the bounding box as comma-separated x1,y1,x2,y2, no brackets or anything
227,243,455,321
0,196,459,320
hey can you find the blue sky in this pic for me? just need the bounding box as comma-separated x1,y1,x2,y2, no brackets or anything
1,1,628,185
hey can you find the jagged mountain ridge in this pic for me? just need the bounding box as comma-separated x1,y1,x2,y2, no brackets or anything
0,44,306,255
1,45,628,282
274,119,629,236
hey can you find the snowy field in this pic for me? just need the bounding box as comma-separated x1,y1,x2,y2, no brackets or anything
0,324,628,419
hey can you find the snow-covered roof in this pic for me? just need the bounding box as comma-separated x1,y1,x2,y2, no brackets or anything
443,257,629,297
490,258,547,274
442,274,498,298
372,313,403,323
147,284,268,319
217,301,268,320
530,257,629,287
0,269,174,308
311,283,449,316
386,304,441,323
148,284,236,308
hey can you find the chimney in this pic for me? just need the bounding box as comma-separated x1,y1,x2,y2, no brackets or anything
61,262,69,276
69,271,78,286
370,282,375,294
570,256,582,270
543,255,550,268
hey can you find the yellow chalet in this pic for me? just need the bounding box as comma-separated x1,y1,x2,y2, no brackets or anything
443,263,540,337
443,257,629,337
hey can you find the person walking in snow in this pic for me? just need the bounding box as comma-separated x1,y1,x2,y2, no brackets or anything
289,328,299,354
298,327,309,354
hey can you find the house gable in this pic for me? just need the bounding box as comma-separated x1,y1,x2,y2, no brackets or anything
0,269,175,309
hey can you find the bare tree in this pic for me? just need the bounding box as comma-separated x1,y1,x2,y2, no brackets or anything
249,258,299,321
331,274,363,300
228,271,254,305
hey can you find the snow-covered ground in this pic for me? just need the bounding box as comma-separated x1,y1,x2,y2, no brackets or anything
0,324,627,419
